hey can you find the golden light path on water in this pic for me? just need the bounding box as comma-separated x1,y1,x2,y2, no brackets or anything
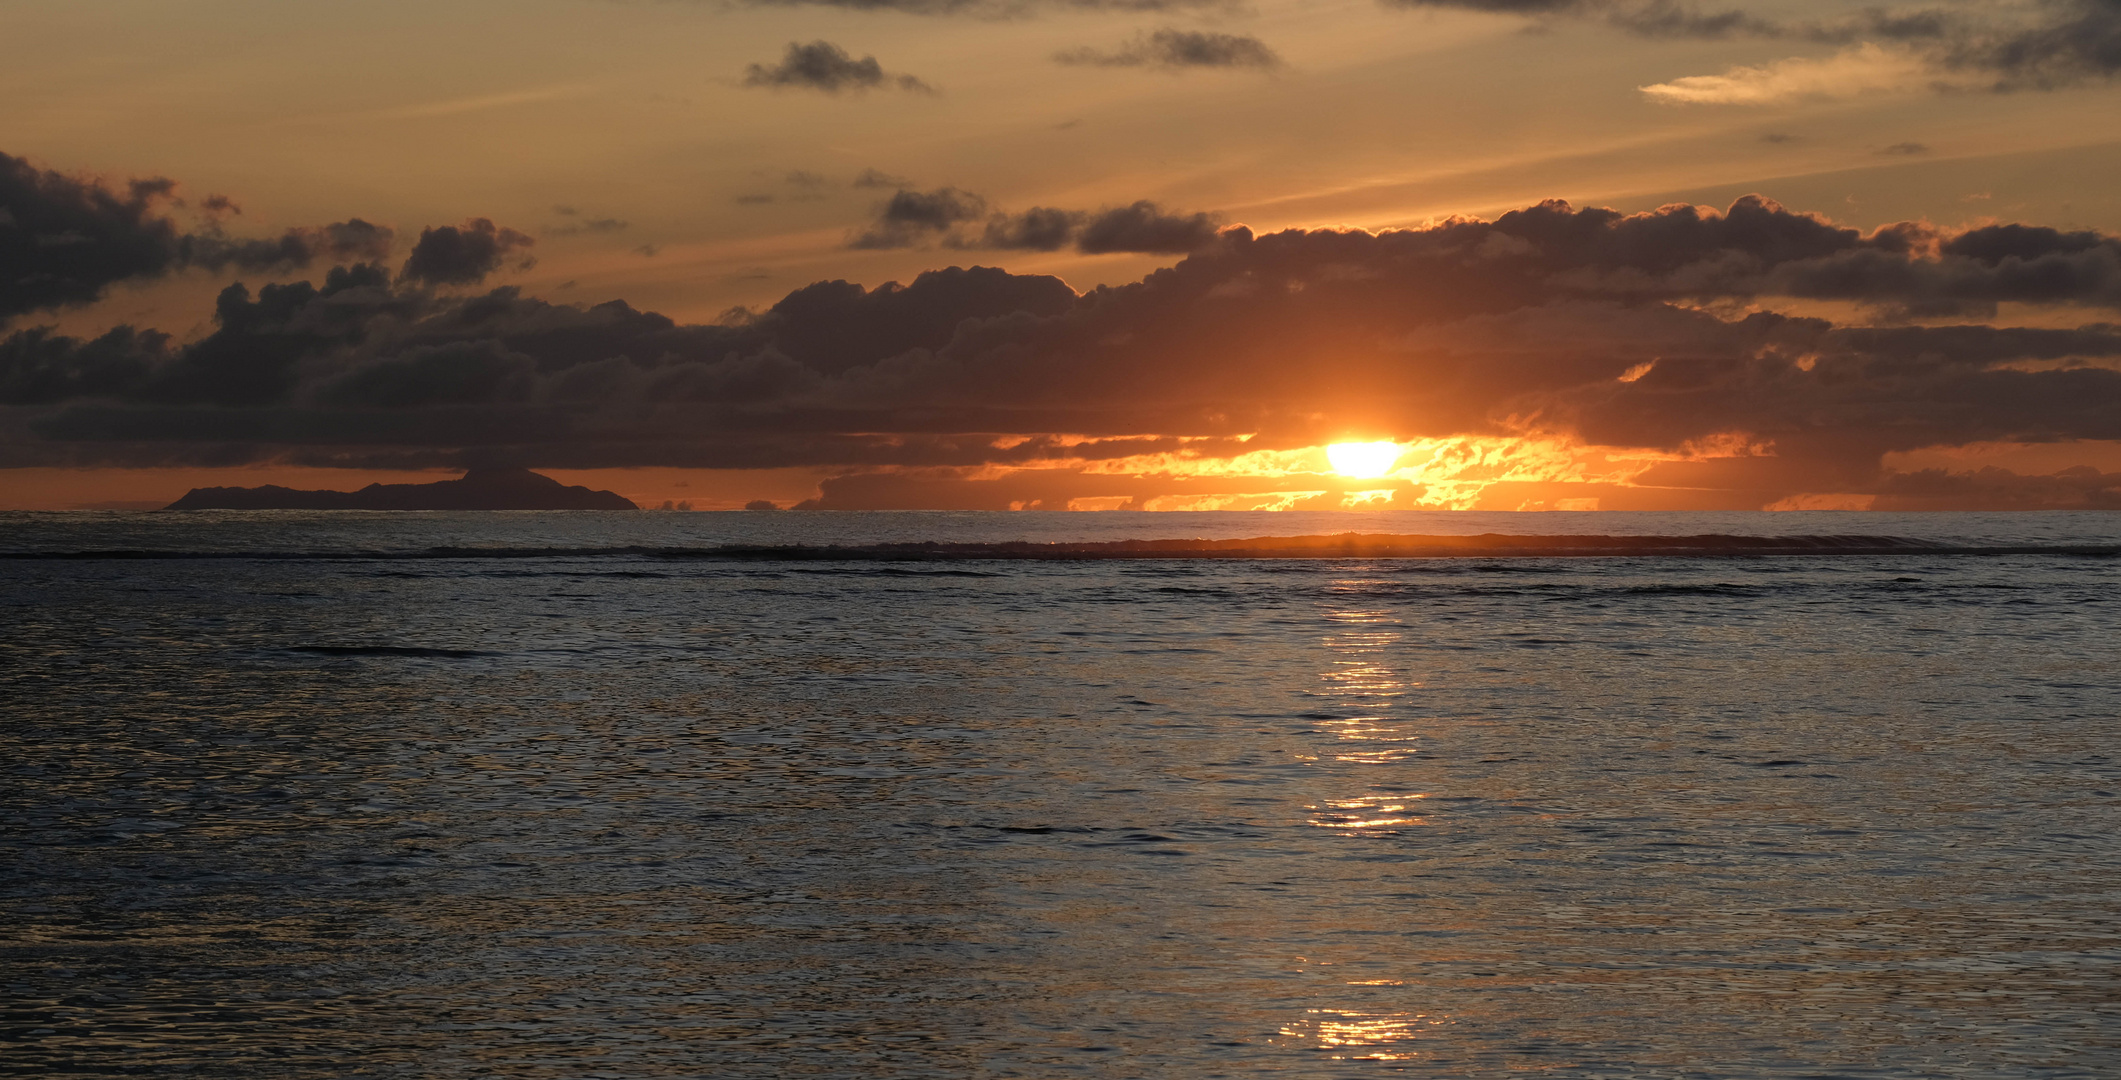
1278,581,1439,1060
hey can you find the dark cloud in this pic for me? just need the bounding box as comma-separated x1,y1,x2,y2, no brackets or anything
1075,201,1224,253
1054,29,1282,70
1376,0,1774,39
1,151,396,322
0,325,169,405
1939,223,2111,265
1385,0,2121,88
1378,0,1939,42
852,188,1226,253
1946,0,2121,87
1872,464,2121,511
758,265,1077,375
1879,142,1930,155
9,195,2121,510
742,41,935,94
182,219,397,272
1,151,181,320
399,218,536,287
1601,1,1776,39
853,168,914,188
850,187,989,248
317,339,539,409
982,208,1086,251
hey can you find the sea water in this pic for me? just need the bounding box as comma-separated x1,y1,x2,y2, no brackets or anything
3,510,2118,1077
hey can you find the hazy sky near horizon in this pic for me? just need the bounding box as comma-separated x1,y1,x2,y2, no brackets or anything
5,0,2121,509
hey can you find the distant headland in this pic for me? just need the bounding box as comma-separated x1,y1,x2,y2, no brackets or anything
164,468,638,511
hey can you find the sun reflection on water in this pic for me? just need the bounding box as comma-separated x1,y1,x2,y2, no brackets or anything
1278,1009,1447,1061
1283,593,1450,1058
1314,599,1422,768
1309,792,1428,831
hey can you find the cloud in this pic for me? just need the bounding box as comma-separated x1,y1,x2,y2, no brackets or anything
850,187,990,248
981,207,1087,251
742,41,934,94
180,218,397,271
1,151,181,321
1377,0,1775,40
1,151,400,322
1074,201,1223,253
1870,464,2121,511
1879,141,1929,156
399,218,536,286
1600,0,1777,39
853,168,914,188
11,193,2121,510
852,187,1226,253
1400,0,2121,95
1947,0,2121,89
0,324,170,405
1054,29,1282,70
1379,0,1959,44
1640,43,1947,105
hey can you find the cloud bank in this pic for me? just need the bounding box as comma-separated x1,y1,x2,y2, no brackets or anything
7,160,2121,508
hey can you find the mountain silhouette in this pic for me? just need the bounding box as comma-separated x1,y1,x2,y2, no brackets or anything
165,468,638,510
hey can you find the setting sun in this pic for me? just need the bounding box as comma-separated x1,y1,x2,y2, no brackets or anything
1327,441,1404,479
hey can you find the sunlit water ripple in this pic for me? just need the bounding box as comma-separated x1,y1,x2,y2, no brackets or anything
2,510,2117,1077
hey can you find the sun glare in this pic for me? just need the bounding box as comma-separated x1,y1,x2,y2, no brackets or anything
1327,441,1403,479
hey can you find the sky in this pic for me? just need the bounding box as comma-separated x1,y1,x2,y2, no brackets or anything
4,0,2121,510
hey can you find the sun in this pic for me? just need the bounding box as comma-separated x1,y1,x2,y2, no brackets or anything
1326,441,1403,479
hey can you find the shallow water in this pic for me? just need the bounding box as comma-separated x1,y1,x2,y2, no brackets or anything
3,511,2119,1077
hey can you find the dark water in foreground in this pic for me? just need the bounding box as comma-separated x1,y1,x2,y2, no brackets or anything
3,511,2119,1078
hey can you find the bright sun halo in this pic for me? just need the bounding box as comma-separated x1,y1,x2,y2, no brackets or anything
1326,441,1403,479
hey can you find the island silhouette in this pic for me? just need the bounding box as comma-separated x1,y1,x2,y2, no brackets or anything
165,468,638,510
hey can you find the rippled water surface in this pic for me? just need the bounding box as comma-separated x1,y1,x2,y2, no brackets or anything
4,511,2119,1077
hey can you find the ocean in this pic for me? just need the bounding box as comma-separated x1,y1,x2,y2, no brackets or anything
3,509,2117,1078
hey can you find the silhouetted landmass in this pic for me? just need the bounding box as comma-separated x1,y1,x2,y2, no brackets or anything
165,468,637,510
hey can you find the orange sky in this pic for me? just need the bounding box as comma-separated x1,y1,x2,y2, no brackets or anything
5,0,2121,510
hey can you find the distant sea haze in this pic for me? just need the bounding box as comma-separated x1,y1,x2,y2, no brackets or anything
3,508,2117,1077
